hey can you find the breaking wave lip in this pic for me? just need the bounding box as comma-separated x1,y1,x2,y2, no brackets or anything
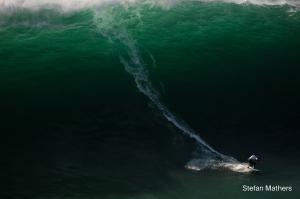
0,0,299,13
0,0,176,12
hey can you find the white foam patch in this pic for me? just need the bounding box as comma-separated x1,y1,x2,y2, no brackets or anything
195,0,300,8
185,158,258,173
205,0,300,7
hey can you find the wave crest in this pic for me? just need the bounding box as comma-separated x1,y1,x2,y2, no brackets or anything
0,0,299,13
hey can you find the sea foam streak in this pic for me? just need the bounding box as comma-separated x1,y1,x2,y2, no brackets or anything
93,6,240,171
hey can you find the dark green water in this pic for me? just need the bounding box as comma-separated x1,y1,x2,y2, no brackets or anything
1,1,300,199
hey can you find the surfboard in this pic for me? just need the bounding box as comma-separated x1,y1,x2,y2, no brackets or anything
248,167,260,172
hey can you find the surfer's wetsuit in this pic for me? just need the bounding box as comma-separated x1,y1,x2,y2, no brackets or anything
248,155,258,168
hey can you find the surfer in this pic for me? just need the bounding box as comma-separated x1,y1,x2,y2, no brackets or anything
248,155,258,169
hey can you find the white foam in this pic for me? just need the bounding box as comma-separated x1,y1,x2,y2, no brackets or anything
199,0,300,7
185,158,258,173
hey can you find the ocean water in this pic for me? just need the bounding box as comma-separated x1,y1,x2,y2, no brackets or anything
1,0,300,198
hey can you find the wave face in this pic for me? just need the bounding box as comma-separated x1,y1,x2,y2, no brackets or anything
1,0,300,172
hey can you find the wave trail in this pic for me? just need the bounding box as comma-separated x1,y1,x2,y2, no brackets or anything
120,52,229,159
93,6,238,165
119,29,242,169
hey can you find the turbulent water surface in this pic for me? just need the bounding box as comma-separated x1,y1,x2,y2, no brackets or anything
1,0,300,199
